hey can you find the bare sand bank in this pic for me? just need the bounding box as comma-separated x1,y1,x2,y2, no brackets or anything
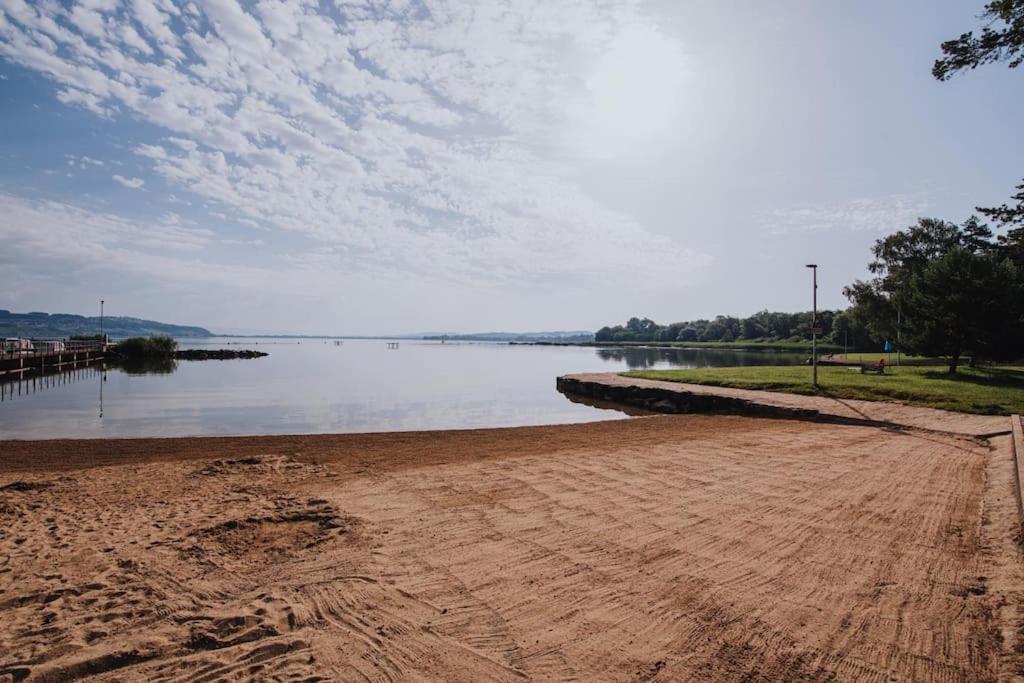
1,415,1022,681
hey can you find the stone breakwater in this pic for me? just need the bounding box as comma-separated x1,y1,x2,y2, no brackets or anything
174,349,268,360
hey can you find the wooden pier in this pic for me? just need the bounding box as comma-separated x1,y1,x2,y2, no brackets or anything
1,363,105,402
0,341,107,381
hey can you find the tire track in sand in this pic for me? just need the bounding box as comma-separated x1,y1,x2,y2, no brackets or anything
1,415,1019,680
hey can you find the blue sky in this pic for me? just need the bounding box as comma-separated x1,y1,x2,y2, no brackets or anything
0,0,1021,334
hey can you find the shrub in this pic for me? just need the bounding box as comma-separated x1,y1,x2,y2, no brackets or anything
113,335,178,359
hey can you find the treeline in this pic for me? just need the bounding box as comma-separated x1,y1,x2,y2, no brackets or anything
596,310,874,348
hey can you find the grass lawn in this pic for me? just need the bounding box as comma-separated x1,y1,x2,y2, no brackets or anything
624,365,1024,415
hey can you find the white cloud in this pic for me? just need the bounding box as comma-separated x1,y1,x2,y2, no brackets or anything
0,193,214,259
0,0,706,291
112,174,145,189
65,154,105,168
762,196,931,235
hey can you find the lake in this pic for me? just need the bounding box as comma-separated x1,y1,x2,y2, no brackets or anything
0,338,806,440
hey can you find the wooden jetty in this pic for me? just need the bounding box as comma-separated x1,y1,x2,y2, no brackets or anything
0,340,107,381
1,363,105,402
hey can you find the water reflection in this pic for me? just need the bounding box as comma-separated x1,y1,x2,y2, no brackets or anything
595,346,805,370
111,358,178,375
0,338,809,440
556,387,657,416
0,363,106,404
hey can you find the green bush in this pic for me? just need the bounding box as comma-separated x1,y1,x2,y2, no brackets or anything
113,335,178,359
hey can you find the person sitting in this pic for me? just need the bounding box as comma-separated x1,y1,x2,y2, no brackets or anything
860,358,885,374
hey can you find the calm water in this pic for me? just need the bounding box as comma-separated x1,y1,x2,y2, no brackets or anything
0,338,804,440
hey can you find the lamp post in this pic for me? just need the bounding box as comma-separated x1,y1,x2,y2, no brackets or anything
806,264,818,388
100,300,104,345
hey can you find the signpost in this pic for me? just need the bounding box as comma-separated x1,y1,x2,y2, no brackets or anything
806,264,818,389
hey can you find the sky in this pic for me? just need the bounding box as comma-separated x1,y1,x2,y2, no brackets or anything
0,0,1021,335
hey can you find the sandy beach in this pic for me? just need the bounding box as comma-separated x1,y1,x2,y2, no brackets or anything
1,413,1022,681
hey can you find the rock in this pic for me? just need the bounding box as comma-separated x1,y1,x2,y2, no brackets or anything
174,349,268,361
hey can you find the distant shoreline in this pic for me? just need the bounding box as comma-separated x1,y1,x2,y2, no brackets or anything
204,336,833,352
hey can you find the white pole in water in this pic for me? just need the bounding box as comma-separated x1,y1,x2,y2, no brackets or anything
806,264,818,388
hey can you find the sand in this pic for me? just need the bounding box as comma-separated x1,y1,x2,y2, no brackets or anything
1,414,1022,681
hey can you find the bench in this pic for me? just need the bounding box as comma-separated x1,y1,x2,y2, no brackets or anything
859,363,885,374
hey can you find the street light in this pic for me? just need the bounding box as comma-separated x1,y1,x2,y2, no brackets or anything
100,299,104,345
805,264,818,388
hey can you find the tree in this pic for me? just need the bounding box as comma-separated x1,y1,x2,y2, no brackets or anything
981,182,1024,227
829,310,880,352
934,1,1024,226
596,311,844,345
842,282,897,345
699,319,727,342
845,217,1024,373
717,316,741,340
998,226,1024,265
896,248,1022,372
933,0,1024,80
741,317,766,339
659,322,685,342
676,326,699,342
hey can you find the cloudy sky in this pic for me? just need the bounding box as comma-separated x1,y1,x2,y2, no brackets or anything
0,0,1021,334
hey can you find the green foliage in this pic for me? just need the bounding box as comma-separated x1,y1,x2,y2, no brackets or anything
829,310,880,352
981,183,1024,228
934,1,1024,226
591,339,839,351
896,247,1023,371
114,356,179,375
595,310,855,348
113,335,178,359
844,217,1024,373
626,365,1024,416
933,0,1024,81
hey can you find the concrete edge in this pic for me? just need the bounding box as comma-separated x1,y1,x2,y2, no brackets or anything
557,375,820,422
1012,415,1024,540
556,375,1006,439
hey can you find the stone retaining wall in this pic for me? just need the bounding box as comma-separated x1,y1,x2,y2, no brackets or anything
556,375,820,422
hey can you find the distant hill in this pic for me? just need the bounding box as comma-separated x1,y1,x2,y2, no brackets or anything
0,310,212,338
421,331,595,343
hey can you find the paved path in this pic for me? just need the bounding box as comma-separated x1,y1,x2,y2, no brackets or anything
560,372,1012,437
